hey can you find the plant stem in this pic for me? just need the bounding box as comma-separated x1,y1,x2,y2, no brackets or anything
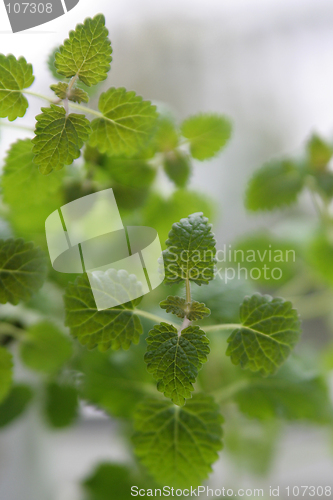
204,323,241,333
185,278,191,304
23,89,55,103
0,121,34,133
135,309,177,328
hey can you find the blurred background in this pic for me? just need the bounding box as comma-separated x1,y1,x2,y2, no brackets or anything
1,0,333,498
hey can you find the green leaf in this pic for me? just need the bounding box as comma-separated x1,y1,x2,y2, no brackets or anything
32,105,91,174
306,232,333,286
145,323,210,406
50,82,68,100
54,14,112,87
163,212,216,285
154,117,179,152
0,238,47,305
0,384,33,428
133,393,223,488
163,151,191,188
50,82,89,103
0,54,34,121
313,171,333,198
69,87,89,103
101,157,156,189
83,463,140,500
226,294,301,375
2,139,64,246
64,272,143,351
44,382,78,428
307,134,332,170
0,347,13,403
20,321,72,374
160,296,210,320
89,87,158,157
181,113,231,161
245,160,305,211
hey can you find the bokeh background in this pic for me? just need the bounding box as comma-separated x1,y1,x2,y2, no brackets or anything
1,0,333,498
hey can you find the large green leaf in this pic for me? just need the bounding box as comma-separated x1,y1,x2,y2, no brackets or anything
20,321,72,374
226,294,301,375
0,347,13,403
180,113,231,160
0,384,33,428
54,14,112,87
32,105,91,174
0,238,47,305
163,212,216,285
133,394,223,488
160,296,210,320
89,87,158,157
245,160,305,211
0,54,34,121
145,323,210,406
44,382,78,428
64,272,143,351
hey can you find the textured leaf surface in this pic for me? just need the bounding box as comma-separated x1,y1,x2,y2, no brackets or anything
163,212,216,285
160,296,210,320
0,54,34,121
133,394,223,488
20,321,72,374
145,323,210,406
89,87,158,156
44,382,78,428
0,384,33,428
0,238,47,305
245,160,305,211
54,15,112,87
64,272,143,351
50,82,89,103
181,113,231,160
0,347,13,403
32,105,91,174
226,294,301,375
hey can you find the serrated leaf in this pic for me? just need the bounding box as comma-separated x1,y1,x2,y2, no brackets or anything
50,82,68,100
133,393,223,488
163,212,216,285
0,347,13,403
245,160,305,211
89,87,158,157
0,54,34,121
2,139,64,246
163,151,191,187
64,272,143,351
160,296,210,320
55,14,112,87
69,87,89,103
20,321,72,374
51,83,90,104
226,294,301,375
181,113,231,161
145,323,210,406
0,384,33,428
0,238,47,305
44,382,78,428
32,105,91,174
307,134,332,170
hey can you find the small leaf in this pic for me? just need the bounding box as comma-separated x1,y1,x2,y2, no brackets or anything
133,393,223,488
0,238,47,305
89,87,158,157
163,212,216,285
83,463,141,500
181,113,231,160
313,171,333,198
64,272,143,351
55,14,112,87
307,133,332,170
44,382,78,428
32,104,91,174
154,117,179,152
20,321,72,374
69,87,89,103
0,54,34,121
163,151,191,188
306,232,333,286
0,347,13,403
0,384,33,428
226,294,301,375
50,82,68,100
51,83,89,104
160,295,210,320
245,160,305,211
145,323,210,406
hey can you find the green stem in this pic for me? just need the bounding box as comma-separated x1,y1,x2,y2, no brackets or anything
23,89,55,103
204,323,241,333
135,309,177,328
185,278,191,304
211,379,250,404
0,121,34,133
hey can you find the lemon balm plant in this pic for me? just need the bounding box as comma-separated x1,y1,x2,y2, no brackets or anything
0,13,331,498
